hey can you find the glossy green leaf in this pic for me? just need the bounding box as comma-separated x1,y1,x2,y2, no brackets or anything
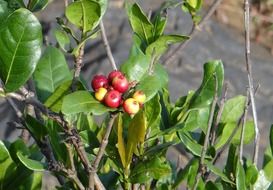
76,113,97,132
79,130,99,148
17,152,46,172
28,0,49,12
144,142,175,157
93,0,107,17
205,160,235,184
129,156,171,183
44,80,72,112
115,113,126,168
120,49,150,82
215,122,236,149
151,8,167,39
264,159,273,181
187,0,203,10
136,64,168,101
9,139,30,163
0,8,42,92
145,94,161,131
146,35,189,58
253,170,271,190
232,121,255,145
245,164,258,186
62,91,115,115
65,0,101,34
190,60,224,108
54,29,70,51
34,46,72,102
25,114,48,141
187,158,199,188
205,181,222,190
182,107,210,133
0,0,12,24
236,161,246,190
128,3,153,45
221,95,246,123
0,140,17,188
126,110,147,167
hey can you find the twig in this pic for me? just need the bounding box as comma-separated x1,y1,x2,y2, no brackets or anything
244,0,260,166
163,0,224,65
193,74,218,190
100,20,117,70
90,113,118,189
239,89,250,164
72,45,84,91
211,83,228,145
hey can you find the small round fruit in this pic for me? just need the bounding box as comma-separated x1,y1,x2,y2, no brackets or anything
132,90,146,104
91,75,108,91
95,87,107,102
104,90,122,108
123,98,140,115
108,70,123,83
112,75,129,93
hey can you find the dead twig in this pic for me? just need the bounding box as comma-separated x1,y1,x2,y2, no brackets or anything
243,0,260,166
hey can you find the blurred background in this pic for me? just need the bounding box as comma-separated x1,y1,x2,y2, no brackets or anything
0,0,272,188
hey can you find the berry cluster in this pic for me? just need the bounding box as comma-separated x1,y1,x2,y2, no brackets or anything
91,70,146,115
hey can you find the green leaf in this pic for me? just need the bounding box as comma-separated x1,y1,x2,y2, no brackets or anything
221,95,246,123
253,170,271,190
0,140,17,188
232,121,255,145
93,0,108,17
54,29,70,51
151,8,167,39
76,113,97,132
215,122,236,150
129,156,171,183
128,3,154,45
0,8,42,92
120,48,150,82
25,114,48,141
7,0,25,9
17,152,46,172
187,158,199,188
145,94,161,132
0,0,12,24
205,160,235,185
236,161,246,190
182,107,210,133
33,46,72,102
27,0,49,12
62,91,115,115
245,164,258,186
115,113,126,168
136,64,168,101
146,35,189,59
44,80,72,112
190,60,224,108
264,159,273,181
126,110,147,168
65,0,101,34
187,0,203,10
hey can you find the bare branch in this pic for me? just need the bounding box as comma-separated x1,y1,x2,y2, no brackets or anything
72,45,85,91
243,0,260,166
239,89,250,164
100,20,118,70
193,74,218,190
163,0,224,65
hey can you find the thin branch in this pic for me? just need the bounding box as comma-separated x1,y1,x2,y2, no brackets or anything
244,0,260,166
90,113,118,189
72,45,85,91
163,0,224,65
211,83,228,145
100,20,118,70
193,74,218,190
239,89,250,164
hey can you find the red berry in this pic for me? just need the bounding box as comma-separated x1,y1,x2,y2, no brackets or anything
104,90,122,108
91,75,108,91
108,70,123,83
112,75,129,93
123,98,140,115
